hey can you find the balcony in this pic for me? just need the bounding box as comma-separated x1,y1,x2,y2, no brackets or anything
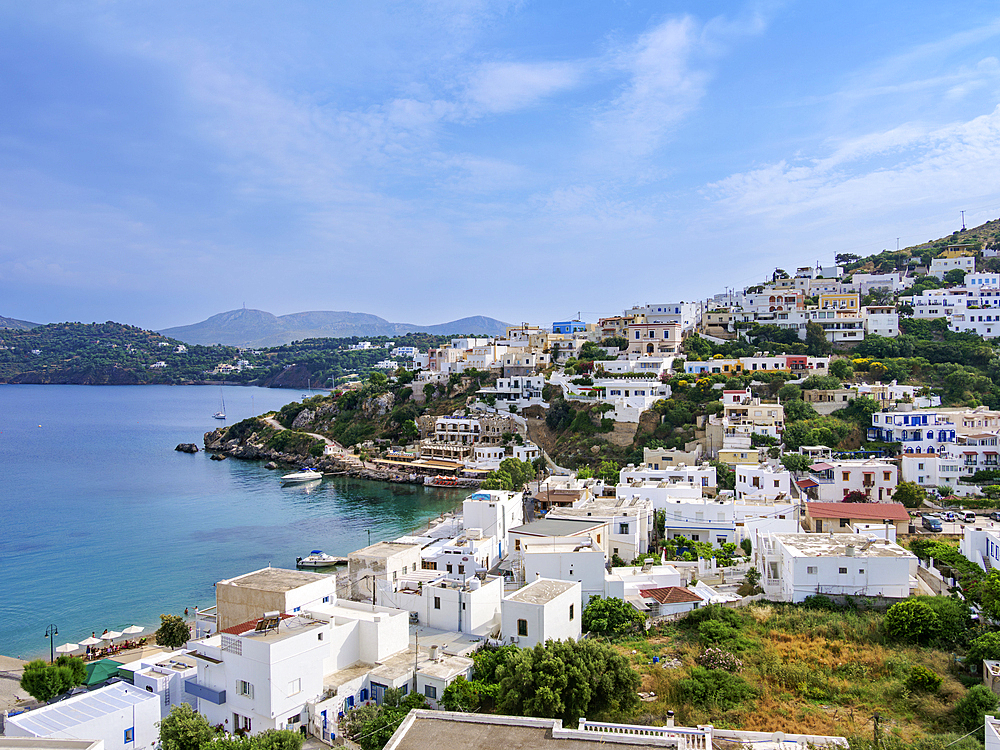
185,680,226,705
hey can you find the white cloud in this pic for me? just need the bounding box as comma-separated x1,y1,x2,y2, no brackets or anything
464,60,584,114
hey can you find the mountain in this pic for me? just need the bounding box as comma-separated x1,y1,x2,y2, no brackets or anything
158,308,511,346
0,315,39,330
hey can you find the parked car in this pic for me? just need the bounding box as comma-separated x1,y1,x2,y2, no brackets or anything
922,515,943,532
943,511,957,522
990,511,1000,522
964,511,978,523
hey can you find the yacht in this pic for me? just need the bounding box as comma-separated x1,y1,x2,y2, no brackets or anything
296,550,341,568
280,468,323,484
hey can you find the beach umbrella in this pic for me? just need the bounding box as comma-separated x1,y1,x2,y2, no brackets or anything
56,642,79,654
122,625,144,635
101,630,123,641
79,636,101,646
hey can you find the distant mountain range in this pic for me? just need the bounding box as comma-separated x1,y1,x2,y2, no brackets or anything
157,308,512,346
0,315,39,330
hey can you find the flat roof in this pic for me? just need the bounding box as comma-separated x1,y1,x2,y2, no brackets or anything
219,567,329,593
7,683,157,737
770,533,914,559
806,502,909,522
350,541,423,559
510,518,604,537
506,579,578,604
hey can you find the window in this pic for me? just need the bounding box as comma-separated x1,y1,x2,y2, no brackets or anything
842,471,850,481
318,632,323,641
807,566,817,575
517,619,528,637
289,678,301,695
458,565,465,574
434,596,441,610
613,547,618,554
618,523,629,535
570,604,574,620
597,534,601,543
840,518,849,528
446,564,453,573
124,729,134,744
238,680,254,698
859,569,865,574
424,685,437,699
287,713,301,724
839,567,848,574
514,539,521,551
322,596,330,603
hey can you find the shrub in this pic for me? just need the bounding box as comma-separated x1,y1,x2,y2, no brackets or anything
906,665,942,693
802,594,840,611
967,631,1000,671
675,666,757,711
884,599,940,644
696,647,743,672
954,685,999,732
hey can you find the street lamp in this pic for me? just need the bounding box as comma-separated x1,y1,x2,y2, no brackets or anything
367,529,372,546
44,624,58,663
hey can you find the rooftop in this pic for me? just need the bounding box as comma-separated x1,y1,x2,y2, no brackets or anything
805,502,909,522
219,567,329,593
350,541,423,559
506,578,578,605
639,587,704,605
769,533,915,559
511,518,605,537
6,683,157,737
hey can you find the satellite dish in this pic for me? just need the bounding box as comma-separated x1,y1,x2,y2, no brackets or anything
771,732,785,743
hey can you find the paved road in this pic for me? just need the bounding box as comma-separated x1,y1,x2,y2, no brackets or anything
913,515,1000,535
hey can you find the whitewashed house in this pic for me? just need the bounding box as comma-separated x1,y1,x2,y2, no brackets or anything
463,490,523,567
376,574,503,635
501,578,582,648
522,539,607,604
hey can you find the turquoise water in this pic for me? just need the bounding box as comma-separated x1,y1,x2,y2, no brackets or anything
0,385,465,659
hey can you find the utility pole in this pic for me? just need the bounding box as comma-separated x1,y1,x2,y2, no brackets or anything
896,238,899,251
962,211,967,231
873,712,882,748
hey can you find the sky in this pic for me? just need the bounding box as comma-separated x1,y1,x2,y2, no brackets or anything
2,1,1000,331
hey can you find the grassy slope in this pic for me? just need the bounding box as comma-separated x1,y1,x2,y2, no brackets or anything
615,604,978,747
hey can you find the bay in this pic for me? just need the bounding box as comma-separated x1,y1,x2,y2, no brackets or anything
0,384,465,659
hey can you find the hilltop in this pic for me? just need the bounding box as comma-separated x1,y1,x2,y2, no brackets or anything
158,308,511,346
0,315,39,330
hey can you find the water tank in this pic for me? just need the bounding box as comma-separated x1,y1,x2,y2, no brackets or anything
468,577,482,591
845,545,855,557
429,645,439,662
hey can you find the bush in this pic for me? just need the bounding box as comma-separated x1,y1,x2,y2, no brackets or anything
802,594,841,611
696,647,743,672
675,666,757,711
906,664,942,693
954,684,999,732
885,600,940,644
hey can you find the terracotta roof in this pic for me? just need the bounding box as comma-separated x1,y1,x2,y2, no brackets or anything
796,478,819,488
805,502,909,521
220,613,293,636
638,586,704,605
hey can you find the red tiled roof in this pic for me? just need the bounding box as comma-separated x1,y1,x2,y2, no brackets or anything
639,586,704,604
220,613,293,636
805,502,909,521
796,478,819,489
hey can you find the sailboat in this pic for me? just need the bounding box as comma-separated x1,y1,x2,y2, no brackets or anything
213,389,227,420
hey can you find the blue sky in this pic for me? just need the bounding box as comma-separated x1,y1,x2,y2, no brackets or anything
2,1,1000,330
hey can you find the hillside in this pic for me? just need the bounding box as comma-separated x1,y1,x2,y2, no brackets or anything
158,308,511,346
0,315,39,330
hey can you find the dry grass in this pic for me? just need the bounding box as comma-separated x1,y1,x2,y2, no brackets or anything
615,604,975,745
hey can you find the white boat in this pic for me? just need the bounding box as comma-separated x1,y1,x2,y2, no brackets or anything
213,389,226,420
296,550,342,568
281,468,323,484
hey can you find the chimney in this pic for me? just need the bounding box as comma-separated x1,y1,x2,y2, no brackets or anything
535,572,541,580
666,710,675,728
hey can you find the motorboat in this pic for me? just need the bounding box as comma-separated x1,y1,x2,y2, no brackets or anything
296,550,342,568
281,468,323,484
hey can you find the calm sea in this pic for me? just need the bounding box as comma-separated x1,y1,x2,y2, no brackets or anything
0,385,465,660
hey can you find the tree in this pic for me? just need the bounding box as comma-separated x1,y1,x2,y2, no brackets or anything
582,595,646,637
884,599,939,644
495,639,640,723
944,268,968,285
440,675,480,712
159,703,217,750
828,358,853,380
843,490,868,503
967,631,1000,671
55,655,87,686
780,453,812,473
20,659,78,702
805,321,832,356
979,569,1000,621
401,419,419,440
597,460,620,484
212,731,303,750
155,613,190,649
893,481,927,509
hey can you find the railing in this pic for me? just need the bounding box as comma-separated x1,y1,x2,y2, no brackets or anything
577,720,712,749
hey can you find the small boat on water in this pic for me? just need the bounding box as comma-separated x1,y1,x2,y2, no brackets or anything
213,389,227,420
426,475,459,487
281,468,323,484
296,550,343,568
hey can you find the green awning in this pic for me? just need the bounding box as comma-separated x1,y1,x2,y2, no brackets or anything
84,659,123,686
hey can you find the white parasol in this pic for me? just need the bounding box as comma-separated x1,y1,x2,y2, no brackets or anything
79,636,101,646
55,642,79,654
101,630,123,641
122,625,144,635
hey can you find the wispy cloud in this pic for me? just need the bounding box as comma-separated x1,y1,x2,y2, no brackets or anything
464,60,584,115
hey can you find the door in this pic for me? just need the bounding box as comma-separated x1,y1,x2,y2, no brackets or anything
370,682,388,705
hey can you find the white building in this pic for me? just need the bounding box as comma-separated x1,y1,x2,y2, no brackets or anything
803,459,898,502
121,651,198,719
212,568,340,632
619,462,716,492
961,525,1000,571
604,563,683,603
522,540,607,604
863,306,899,338
868,411,956,455
929,253,976,279
420,529,495,580
475,375,546,411
376,573,503,635
900,452,966,493
592,377,671,423
625,302,703,334
546,494,654,562
734,464,792,502
754,532,916,603
463,490,523,567
4,683,160,750
502,578,582,648
348,542,424,601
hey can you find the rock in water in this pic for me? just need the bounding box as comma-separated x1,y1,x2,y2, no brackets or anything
209,453,227,461
175,443,199,453
265,461,278,470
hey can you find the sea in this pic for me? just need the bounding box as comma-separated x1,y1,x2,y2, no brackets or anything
0,384,467,660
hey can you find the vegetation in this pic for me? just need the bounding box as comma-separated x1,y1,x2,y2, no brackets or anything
19,656,87,702
341,689,427,750
155,613,190,649
582,595,647,637
158,704,304,750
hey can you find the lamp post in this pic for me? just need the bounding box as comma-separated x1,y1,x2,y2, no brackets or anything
367,529,372,547
44,624,58,663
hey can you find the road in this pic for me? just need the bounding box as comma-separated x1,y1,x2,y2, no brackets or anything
913,514,1000,535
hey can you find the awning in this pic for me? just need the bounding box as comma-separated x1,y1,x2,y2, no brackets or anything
796,479,819,489
985,451,998,455
84,659,123,686
810,462,833,471
964,451,978,455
